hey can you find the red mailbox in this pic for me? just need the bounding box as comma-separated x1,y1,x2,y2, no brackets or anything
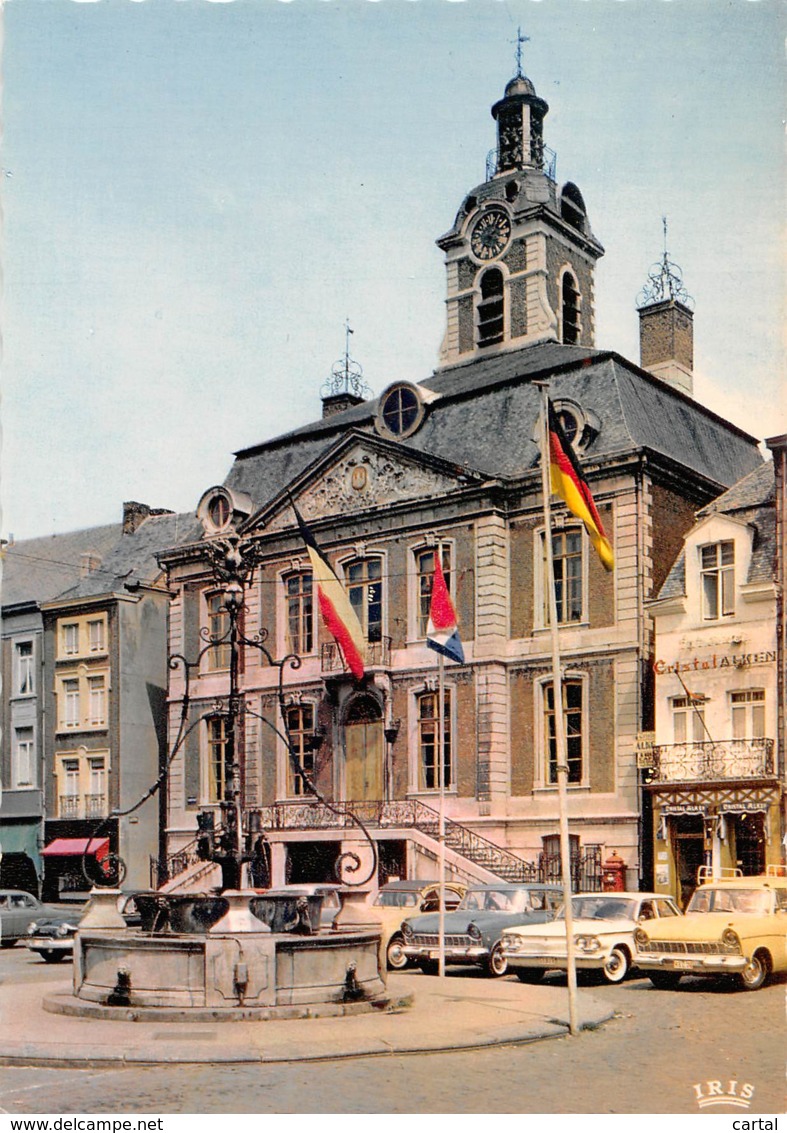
602,850,627,892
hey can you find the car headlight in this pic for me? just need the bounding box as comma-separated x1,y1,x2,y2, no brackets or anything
55,924,75,938
721,927,741,953
574,934,602,953
503,934,523,953
467,922,482,941
633,927,649,947
402,922,413,940
27,922,38,934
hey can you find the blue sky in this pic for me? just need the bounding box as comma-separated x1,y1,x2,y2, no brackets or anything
2,0,784,540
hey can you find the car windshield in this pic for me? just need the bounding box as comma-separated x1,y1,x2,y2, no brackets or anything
557,896,639,921
460,889,547,913
374,891,419,908
687,888,772,915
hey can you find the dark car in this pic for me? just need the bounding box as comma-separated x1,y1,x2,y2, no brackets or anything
0,890,63,948
401,883,562,976
23,893,141,963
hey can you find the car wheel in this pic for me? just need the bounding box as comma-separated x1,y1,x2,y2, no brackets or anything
484,942,508,978
515,968,544,984
648,972,683,991
0,939,17,949
601,946,630,984
739,950,770,991
386,934,409,971
41,950,67,964
417,959,439,976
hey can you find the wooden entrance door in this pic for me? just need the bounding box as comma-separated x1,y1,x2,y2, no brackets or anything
344,696,383,801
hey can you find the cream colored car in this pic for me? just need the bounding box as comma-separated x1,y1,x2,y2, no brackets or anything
372,880,466,969
635,868,787,991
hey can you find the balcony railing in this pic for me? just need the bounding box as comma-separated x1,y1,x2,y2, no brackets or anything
650,738,775,784
84,793,107,818
59,795,81,819
321,636,391,674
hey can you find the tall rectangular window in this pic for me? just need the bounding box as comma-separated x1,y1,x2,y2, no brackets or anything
701,541,735,620
672,696,706,743
284,572,313,655
731,690,765,740
347,558,383,643
62,679,80,728
415,547,452,637
86,757,106,816
285,703,315,796
207,715,231,803
543,529,584,625
206,593,231,670
13,727,34,788
15,641,34,695
418,689,452,791
88,675,107,726
63,623,79,656
88,619,106,653
59,758,80,818
544,679,583,784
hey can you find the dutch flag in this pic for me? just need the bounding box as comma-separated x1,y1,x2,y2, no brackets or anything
426,552,464,664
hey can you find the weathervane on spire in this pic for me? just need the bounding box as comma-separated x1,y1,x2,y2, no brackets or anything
321,319,372,401
514,27,530,77
637,216,694,310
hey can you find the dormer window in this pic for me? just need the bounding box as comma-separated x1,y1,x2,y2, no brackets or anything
376,383,425,440
477,268,505,348
700,541,734,620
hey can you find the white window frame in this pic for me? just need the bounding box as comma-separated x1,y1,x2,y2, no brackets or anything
700,540,735,620
61,678,81,729
536,672,588,789
534,523,588,631
671,695,707,744
12,726,35,788
409,682,457,795
280,567,315,658
62,623,79,657
87,674,107,726
730,689,765,740
87,618,107,654
14,639,35,697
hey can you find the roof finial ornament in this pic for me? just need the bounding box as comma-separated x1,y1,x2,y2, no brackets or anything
637,216,695,310
320,319,372,401
514,27,530,78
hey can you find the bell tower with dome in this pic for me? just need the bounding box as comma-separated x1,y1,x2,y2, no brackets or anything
437,52,605,367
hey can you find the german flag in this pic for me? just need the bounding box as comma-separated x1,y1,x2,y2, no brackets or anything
292,502,367,680
548,400,614,572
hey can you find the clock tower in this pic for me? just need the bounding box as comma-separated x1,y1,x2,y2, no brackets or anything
437,67,604,366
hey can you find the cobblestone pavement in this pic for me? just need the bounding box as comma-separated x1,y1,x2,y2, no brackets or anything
0,951,783,1115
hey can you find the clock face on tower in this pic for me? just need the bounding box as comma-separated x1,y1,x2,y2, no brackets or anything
470,208,512,261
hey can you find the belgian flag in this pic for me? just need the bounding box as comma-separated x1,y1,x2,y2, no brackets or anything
548,400,614,572
292,502,367,680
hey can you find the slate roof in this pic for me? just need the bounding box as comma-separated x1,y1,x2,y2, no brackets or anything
1,524,122,610
60,512,198,601
224,341,762,517
657,461,775,600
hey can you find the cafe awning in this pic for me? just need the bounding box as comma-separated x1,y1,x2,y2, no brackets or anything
41,837,109,860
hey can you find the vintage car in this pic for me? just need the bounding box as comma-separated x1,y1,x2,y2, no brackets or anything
401,883,562,976
371,879,466,969
23,893,142,963
501,891,682,984
634,868,787,991
0,890,63,947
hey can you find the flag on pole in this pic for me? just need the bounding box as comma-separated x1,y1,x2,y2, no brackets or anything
547,400,614,572
291,502,366,680
426,551,465,663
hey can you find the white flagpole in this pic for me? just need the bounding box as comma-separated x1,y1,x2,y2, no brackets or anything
536,380,580,1037
437,543,447,979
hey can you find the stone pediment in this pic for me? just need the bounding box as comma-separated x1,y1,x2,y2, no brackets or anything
259,439,464,535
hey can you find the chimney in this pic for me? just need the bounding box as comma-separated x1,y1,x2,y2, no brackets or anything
123,501,173,535
80,551,102,577
637,220,694,396
321,391,365,419
638,299,694,396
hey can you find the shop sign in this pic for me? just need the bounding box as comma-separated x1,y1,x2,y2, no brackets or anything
661,803,708,815
718,802,767,814
654,650,776,675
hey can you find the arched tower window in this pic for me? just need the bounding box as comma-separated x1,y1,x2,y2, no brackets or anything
561,271,581,345
477,268,505,348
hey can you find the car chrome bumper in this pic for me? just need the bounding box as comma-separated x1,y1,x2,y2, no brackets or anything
636,954,746,973
22,937,73,953
504,952,605,970
402,945,487,963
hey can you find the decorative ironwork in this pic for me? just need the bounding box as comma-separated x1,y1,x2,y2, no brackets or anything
320,320,372,402
538,846,603,893
59,795,80,819
486,143,556,182
650,738,775,784
321,636,391,674
637,216,695,309
84,794,106,819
